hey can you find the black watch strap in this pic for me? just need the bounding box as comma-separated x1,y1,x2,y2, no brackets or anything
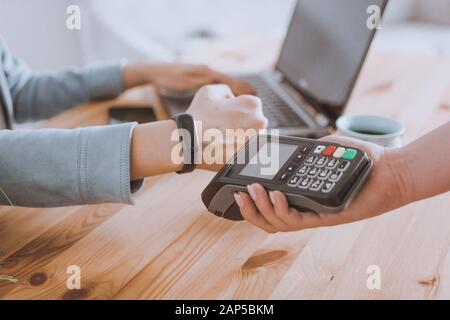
171,113,199,174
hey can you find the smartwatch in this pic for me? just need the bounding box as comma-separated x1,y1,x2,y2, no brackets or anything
171,113,200,174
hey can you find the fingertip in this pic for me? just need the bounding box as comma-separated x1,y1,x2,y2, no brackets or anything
269,191,276,206
238,192,258,221
234,192,244,209
270,190,285,204
247,183,262,201
271,190,290,218
320,134,374,150
238,192,280,234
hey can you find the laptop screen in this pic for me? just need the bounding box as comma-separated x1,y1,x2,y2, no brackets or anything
276,0,387,116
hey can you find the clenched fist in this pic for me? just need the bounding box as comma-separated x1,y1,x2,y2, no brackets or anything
187,84,268,132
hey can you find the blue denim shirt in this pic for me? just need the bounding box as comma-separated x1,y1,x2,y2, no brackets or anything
0,36,142,207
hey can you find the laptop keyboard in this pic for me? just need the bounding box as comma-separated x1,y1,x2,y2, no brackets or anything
240,75,307,128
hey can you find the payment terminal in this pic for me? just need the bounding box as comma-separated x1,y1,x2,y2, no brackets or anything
202,135,373,221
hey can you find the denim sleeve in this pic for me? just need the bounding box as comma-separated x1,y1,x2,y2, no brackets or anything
11,63,125,123
0,36,124,123
0,123,143,207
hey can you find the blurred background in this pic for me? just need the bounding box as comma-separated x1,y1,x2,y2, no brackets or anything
1,0,450,72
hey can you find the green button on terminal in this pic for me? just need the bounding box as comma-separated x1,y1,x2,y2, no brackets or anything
343,149,357,160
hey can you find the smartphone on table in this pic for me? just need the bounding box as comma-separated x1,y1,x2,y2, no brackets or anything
108,106,157,124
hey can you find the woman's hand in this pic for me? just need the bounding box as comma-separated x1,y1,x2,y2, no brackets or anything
122,63,255,96
233,135,408,233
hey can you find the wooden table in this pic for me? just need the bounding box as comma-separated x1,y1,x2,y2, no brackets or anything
0,51,449,299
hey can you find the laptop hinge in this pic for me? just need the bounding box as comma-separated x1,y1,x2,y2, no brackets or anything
276,74,340,128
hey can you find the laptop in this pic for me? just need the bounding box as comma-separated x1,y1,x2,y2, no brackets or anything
161,0,389,137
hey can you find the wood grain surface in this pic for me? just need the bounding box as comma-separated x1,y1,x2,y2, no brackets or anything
0,52,449,300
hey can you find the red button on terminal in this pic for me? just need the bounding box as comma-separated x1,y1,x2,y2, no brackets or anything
322,146,337,157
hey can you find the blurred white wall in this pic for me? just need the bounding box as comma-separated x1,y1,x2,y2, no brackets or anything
1,0,450,72
82,0,450,65
0,0,84,70
376,0,450,56
81,0,296,63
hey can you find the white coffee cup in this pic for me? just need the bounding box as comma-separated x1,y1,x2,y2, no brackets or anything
336,114,405,148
